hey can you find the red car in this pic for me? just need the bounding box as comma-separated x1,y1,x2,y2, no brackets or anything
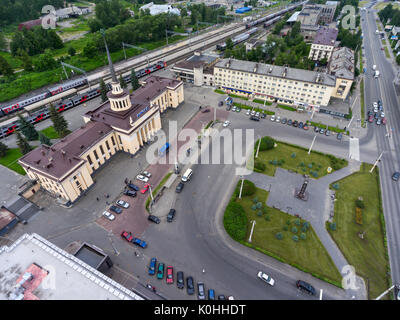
303,125,309,130
141,184,150,194
166,266,174,284
121,230,134,242
382,118,387,125
368,115,374,123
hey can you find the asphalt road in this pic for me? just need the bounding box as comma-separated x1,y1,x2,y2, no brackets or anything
361,8,400,290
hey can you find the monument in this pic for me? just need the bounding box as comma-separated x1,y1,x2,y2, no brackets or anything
295,177,309,201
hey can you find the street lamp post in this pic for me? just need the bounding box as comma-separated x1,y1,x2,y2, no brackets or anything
238,176,244,199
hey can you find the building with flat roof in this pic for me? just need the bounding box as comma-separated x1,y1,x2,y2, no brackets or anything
297,5,322,26
300,24,321,42
214,58,337,110
140,2,180,15
320,1,338,25
0,233,143,300
18,42,184,204
308,27,338,61
329,46,355,100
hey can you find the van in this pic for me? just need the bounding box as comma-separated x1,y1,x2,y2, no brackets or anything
181,168,193,182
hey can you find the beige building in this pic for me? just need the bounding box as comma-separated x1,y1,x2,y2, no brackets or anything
308,27,338,61
329,47,355,100
214,58,337,110
297,5,322,26
18,75,184,203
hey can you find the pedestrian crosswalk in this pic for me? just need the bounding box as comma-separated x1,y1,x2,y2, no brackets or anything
349,138,360,161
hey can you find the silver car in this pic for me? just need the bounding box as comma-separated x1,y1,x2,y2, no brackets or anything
136,174,149,182
102,211,115,221
276,116,281,123
116,199,130,208
142,171,152,178
270,115,276,121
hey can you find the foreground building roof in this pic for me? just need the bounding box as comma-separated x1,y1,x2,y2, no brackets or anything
329,47,355,80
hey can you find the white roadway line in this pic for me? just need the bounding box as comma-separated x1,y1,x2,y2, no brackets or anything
308,135,317,154
349,137,360,161
248,220,256,243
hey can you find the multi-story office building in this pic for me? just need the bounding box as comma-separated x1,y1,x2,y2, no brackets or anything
214,58,337,110
329,46,355,100
308,27,338,61
297,5,322,26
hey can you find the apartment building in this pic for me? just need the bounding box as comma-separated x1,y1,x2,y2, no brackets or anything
214,58,336,110
320,1,338,25
18,75,184,203
308,27,338,61
329,47,355,100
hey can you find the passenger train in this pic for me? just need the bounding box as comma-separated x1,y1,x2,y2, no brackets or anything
0,60,167,139
217,28,258,51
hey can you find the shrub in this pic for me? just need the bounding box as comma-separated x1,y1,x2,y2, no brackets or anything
332,183,340,190
302,221,309,229
294,219,301,226
355,199,365,209
312,171,318,178
256,202,262,209
286,219,291,225
265,215,271,221
276,232,283,240
269,160,273,164
257,210,263,217
277,160,283,165
292,235,299,242
302,168,306,172
254,161,266,172
259,136,275,151
301,226,308,233
329,222,337,231
251,204,257,211
299,162,305,167
291,227,298,234
223,202,248,241
300,233,306,240
291,152,296,158
237,180,256,197
308,163,313,169
272,159,278,166
283,225,289,231
253,197,258,203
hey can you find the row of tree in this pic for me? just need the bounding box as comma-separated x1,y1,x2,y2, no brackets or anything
378,4,400,27
88,0,131,33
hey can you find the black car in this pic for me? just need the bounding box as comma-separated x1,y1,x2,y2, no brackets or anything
250,115,260,121
293,120,299,127
218,101,223,106
176,182,184,193
296,280,315,295
392,172,400,181
167,209,176,222
127,183,140,191
177,271,185,289
201,108,210,113
226,105,231,111
319,128,325,134
281,118,287,124
124,189,137,197
197,282,206,300
148,215,161,224
287,119,293,126
261,112,266,119
187,277,195,295
109,205,122,214
298,122,304,129
217,295,226,300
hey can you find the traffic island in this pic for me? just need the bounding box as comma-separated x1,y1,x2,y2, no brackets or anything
327,163,391,299
223,180,343,287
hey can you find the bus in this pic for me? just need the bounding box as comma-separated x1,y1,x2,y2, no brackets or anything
159,142,170,156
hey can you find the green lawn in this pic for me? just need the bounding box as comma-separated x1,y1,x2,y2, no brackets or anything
145,171,173,211
253,98,272,106
384,46,390,58
40,126,59,140
360,79,366,128
235,187,342,286
328,163,390,299
308,121,347,134
214,89,225,94
277,104,297,112
233,102,275,115
229,93,248,100
0,148,26,175
255,140,348,178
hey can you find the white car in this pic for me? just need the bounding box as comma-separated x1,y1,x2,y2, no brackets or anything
116,199,130,208
373,107,378,113
276,116,281,123
255,112,260,118
270,115,276,122
102,211,115,221
228,296,235,300
142,171,152,178
136,174,149,183
223,120,230,127
250,110,256,116
373,102,378,108
232,106,237,112
246,110,251,116
380,112,385,118
257,271,275,286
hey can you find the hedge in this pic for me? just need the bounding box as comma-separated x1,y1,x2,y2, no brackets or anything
223,202,248,242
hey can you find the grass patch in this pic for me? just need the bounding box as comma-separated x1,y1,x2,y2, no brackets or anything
328,163,390,299
360,79,366,128
40,126,59,140
145,171,173,211
384,46,390,58
214,89,225,94
359,49,363,71
253,98,272,106
227,185,342,286
255,140,348,178
0,148,26,175
233,102,275,115
277,104,297,112
308,121,347,134
229,93,248,100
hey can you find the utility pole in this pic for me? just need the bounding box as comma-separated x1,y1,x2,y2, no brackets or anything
256,137,261,158
149,184,154,202
308,135,317,154
370,151,384,173
238,176,244,199
248,220,256,242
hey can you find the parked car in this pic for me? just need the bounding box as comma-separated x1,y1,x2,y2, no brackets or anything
177,271,185,289
197,282,206,300
157,263,165,279
148,258,157,275
255,112,260,118
281,118,287,124
276,116,281,123
218,101,223,106
148,215,161,224
250,110,255,116
226,105,231,111
232,106,237,112
127,183,140,191
319,128,325,134
303,125,309,130
187,276,195,295
250,115,260,121
102,211,115,221
298,122,304,129
373,102,378,108
367,110,373,117
376,118,382,125
132,237,147,248
392,172,400,181
270,115,276,121
208,289,215,300
166,266,174,284
121,230,134,242
337,132,343,140
261,112,266,119
136,174,149,183
314,126,319,133
293,120,298,127
223,120,230,127
228,296,235,300
141,183,150,194
380,112,385,118
257,271,275,286
176,182,184,193
374,112,379,119
116,199,129,208
217,295,226,300
123,189,136,197
368,115,374,123
296,280,315,295
236,107,241,112
142,171,152,178
382,118,387,125
287,119,293,126
109,205,122,214
325,130,331,136
246,109,251,116
201,108,210,113
167,209,176,222
373,106,378,113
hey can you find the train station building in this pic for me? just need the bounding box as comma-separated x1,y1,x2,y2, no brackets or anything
18,55,184,204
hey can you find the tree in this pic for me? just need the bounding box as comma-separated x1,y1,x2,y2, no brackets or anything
259,136,275,151
49,104,70,138
0,141,9,158
0,55,13,76
226,38,234,50
83,41,98,58
34,50,57,72
16,131,33,155
131,69,140,90
100,78,108,102
0,32,6,51
68,46,76,57
119,74,127,89
38,132,52,146
18,115,38,141
17,49,33,71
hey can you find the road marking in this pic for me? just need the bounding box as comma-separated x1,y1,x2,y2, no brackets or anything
349,138,360,161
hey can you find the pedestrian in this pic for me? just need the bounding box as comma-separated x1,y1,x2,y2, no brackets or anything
96,197,99,201
124,178,128,184
106,201,110,205
106,194,109,198
153,287,156,293
202,269,205,273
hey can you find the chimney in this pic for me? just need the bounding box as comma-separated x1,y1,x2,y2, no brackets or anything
61,150,66,156
268,67,273,73
253,63,258,73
